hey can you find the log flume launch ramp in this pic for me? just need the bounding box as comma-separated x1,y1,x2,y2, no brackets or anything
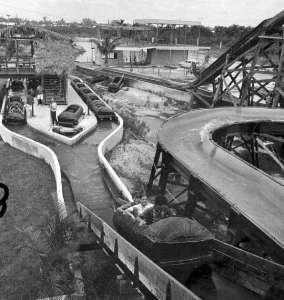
189,10,284,108
191,10,284,88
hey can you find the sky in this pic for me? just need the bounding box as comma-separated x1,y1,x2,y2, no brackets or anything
0,0,283,26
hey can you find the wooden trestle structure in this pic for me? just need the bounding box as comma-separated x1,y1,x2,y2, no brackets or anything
189,10,284,108
146,108,284,297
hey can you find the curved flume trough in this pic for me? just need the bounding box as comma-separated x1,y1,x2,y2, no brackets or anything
159,107,284,254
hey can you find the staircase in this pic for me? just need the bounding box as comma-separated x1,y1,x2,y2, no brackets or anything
43,74,66,105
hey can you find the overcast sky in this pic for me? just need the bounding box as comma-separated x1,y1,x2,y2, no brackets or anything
0,0,283,26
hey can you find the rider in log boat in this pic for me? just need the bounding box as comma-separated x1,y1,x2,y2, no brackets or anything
113,193,213,283
135,194,176,225
126,195,153,218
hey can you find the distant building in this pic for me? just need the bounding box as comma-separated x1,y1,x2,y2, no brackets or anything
0,22,16,26
95,45,210,66
133,19,201,26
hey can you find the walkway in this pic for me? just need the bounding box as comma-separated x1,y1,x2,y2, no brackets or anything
28,79,97,145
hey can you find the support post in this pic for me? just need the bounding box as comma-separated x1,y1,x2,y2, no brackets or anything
272,29,284,107
147,143,162,193
158,151,171,195
240,44,261,106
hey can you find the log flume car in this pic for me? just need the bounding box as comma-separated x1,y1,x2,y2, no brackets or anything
113,207,214,282
3,95,26,125
108,76,124,93
57,104,84,127
71,77,115,121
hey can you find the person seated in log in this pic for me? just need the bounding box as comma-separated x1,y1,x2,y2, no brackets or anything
137,194,176,225
124,195,152,218
117,195,153,220
116,192,140,212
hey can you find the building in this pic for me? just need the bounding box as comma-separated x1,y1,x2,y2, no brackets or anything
95,45,210,66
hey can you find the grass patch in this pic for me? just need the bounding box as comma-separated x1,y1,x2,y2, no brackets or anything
0,143,68,299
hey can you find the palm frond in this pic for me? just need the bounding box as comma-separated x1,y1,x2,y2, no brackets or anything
91,36,121,65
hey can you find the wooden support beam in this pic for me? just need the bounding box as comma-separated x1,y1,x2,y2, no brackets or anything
224,60,244,73
228,72,242,93
158,152,171,194
272,29,284,107
221,54,239,106
223,45,258,72
147,144,162,193
211,78,222,107
240,134,252,154
190,89,211,107
259,35,284,40
255,133,284,143
256,137,284,171
167,180,188,187
240,45,261,105
225,69,242,91
275,86,284,98
254,80,272,94
262,50,278,69
167,186,188,205
253,78,276,83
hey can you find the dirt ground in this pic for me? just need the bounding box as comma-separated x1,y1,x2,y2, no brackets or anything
93,81,184,194
109,138,156,193
0,141,57,300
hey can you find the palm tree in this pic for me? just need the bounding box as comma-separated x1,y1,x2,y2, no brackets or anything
90,36,120,65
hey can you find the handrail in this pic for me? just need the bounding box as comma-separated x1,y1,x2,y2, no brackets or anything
209,239,284,285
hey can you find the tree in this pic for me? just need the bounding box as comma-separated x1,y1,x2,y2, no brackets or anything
90,36,120,65
81,18,96,27
56,18,66,26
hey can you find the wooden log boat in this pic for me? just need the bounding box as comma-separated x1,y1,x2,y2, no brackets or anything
113,205,214,282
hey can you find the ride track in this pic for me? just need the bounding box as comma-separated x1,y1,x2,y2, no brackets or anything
156,107,284,260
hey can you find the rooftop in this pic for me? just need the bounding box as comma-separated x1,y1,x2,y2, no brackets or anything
133,19,201,26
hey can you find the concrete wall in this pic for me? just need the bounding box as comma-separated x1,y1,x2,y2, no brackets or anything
0,117,67,219
97,113,133,202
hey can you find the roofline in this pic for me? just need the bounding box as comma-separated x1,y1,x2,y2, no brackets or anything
133,19,202,26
